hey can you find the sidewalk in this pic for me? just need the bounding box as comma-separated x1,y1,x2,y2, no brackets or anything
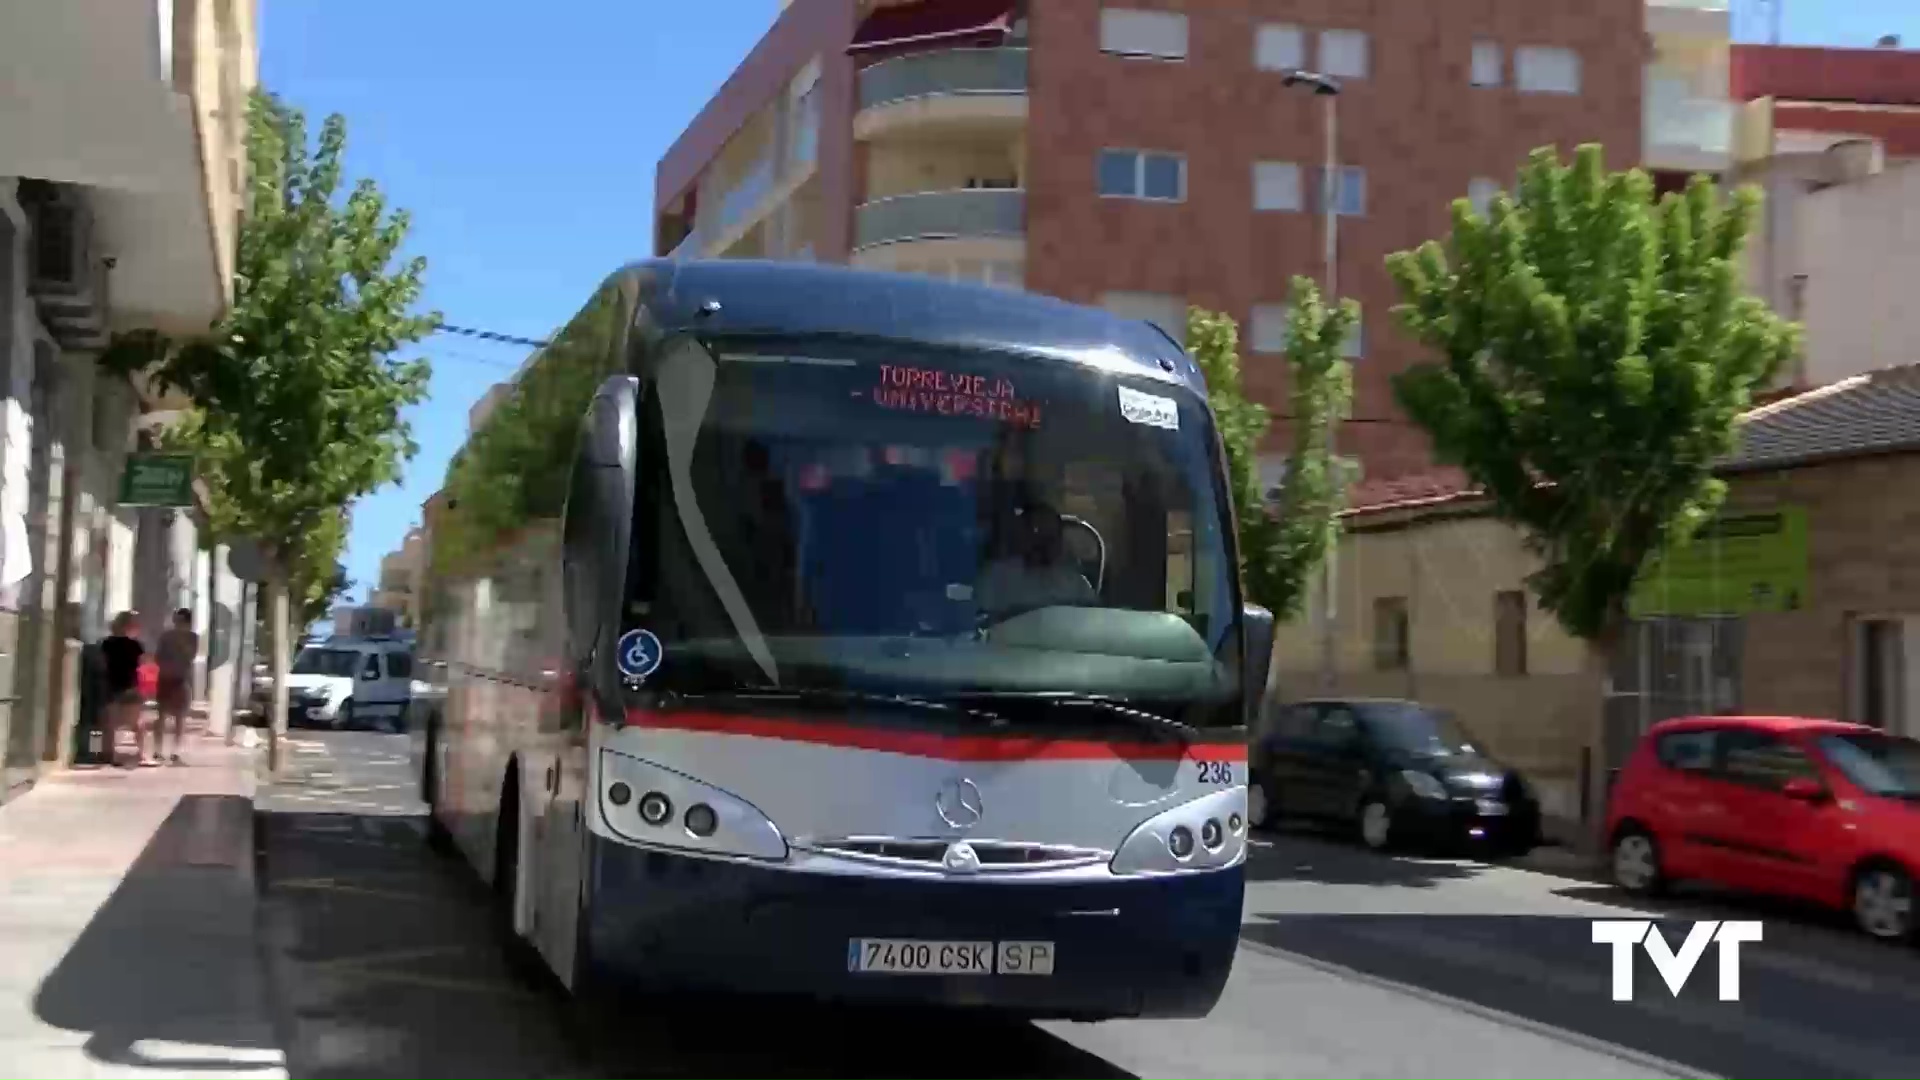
0,723,287,1078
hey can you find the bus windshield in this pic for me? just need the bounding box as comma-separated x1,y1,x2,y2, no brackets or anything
626,335,1242,723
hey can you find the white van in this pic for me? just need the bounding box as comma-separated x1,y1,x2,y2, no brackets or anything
285,636,415,732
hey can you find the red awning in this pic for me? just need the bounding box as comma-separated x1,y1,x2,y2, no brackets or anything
849,0,1015,55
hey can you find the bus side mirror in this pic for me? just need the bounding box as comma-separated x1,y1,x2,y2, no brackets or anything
1242,603,1275,726
573,375,640,702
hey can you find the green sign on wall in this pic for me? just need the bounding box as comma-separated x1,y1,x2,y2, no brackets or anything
119,453,195,508
1627,506,1810,618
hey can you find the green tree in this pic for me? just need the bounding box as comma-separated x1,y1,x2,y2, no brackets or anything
431,276,631,577
1385,144,1800,646
297,559,353,630
106,90,436,770
1187,276,1357,621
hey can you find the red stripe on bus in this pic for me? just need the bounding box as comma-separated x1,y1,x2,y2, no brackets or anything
620,707,1248,762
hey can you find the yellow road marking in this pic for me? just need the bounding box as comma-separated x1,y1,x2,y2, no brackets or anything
323,967,543,999
308,944,476,972
274,877,438,902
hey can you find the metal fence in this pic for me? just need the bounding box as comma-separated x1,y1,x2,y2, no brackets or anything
1599,615,1746,804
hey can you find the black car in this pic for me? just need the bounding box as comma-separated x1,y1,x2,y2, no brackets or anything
1248,697,1541,857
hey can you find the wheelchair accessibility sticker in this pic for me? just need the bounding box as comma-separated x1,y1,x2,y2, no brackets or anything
616,628,664,680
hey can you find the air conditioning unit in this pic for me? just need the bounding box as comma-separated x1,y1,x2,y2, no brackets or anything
22,183,107,349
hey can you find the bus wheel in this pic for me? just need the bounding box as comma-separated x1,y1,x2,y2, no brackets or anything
491,769,543,983
421,725,453,854
567,901,622,1037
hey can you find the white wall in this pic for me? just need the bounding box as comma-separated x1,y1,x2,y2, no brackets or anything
1799,161,1920,385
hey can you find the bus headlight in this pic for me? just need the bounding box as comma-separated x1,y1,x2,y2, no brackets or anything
1110,786,1247,876
596,750,788,861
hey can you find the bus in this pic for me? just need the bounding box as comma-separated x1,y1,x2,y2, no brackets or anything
412,259,1274,1020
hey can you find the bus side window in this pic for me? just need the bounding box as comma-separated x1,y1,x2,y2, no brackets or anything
361,653,382,682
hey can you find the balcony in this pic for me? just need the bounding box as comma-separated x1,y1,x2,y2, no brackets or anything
0,0,223,333
855,48,1028,142
854,187,1024,252
1645,74,1735,173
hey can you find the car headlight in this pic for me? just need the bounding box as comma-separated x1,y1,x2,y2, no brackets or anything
1110,786,1248,876
1399,770,1448,801
596,750,787,861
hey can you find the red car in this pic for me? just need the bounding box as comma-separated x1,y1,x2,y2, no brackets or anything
1606,715,1920,942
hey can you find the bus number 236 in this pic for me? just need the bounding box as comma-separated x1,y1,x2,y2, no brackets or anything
1194,760,1234,785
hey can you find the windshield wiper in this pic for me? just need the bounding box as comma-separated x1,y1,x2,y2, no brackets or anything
1038,696,1198,744
669,687,1008,726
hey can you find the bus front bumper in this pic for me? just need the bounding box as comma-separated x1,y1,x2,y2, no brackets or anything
582,837,1243,1020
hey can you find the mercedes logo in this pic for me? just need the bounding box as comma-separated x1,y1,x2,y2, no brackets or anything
935,776,984,830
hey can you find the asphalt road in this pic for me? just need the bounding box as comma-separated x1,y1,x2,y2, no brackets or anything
255,731,1920,1079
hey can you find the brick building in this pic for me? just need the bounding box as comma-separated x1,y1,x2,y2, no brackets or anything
653,0,1658,481
1271,364,1920,845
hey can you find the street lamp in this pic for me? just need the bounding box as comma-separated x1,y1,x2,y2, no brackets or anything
1282,68,1342,690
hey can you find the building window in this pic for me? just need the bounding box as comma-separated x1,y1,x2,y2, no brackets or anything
1319,29,1369,79
1495,589,1528,676
1253,161,1302,211
1250,303,1291,354
1255,23,1305,71
1341,318,1363,359
1373,596,1409,672
790,84,819,169
1320,165,1366,216
1100,8,1188,60
1515,46,1580,94
1102,291,1187,345
1098,149,1186,201
1852,617,1909,730
1468,177,1501,215
1471,41,1503,87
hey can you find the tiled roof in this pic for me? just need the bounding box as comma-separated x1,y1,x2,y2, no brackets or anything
1346,468,1477,514
1724,364,1920,473
1336,365,1920,520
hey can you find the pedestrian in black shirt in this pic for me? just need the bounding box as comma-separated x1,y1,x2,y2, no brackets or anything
100,611,148,768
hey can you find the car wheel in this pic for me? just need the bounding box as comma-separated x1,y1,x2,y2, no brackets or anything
1248,780,1275,830
334,698,354,730
1852,862,1916,942
1358,799,1393,852
1611,826,1665,895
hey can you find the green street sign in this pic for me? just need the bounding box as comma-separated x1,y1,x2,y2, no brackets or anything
119,453,195,507
1627,507,1810,618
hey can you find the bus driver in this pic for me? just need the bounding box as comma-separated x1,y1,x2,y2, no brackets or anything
975,499,1096,616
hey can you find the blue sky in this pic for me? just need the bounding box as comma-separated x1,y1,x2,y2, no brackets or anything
260,0,780,604
260,0,1915,606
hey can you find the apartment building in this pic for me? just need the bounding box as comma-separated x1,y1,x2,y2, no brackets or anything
369,525,427,628
654,0,1685,482
0,0,257,799
1724,41,1920,387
